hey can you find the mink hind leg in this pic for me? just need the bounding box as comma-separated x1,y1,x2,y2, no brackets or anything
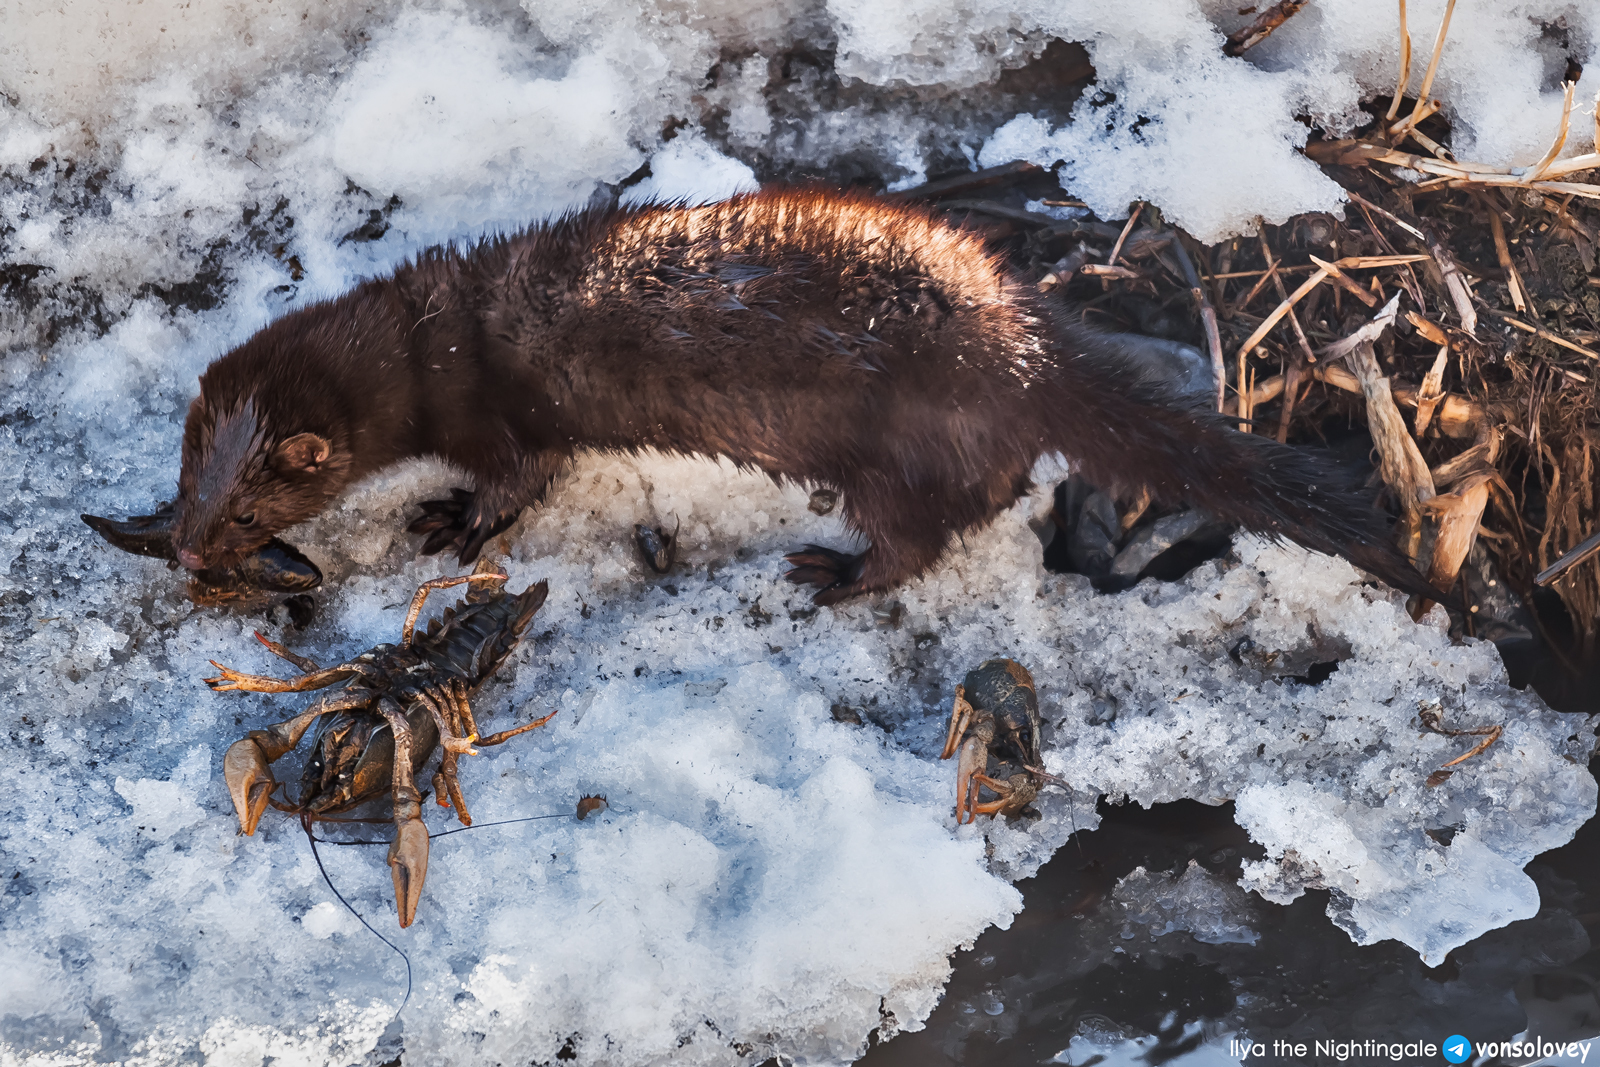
409,451,566,564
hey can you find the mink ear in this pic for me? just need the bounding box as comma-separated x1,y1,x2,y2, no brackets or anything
271,432,333,475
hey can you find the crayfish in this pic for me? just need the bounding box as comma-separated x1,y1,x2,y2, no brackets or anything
208,562,553,926
940,658,1067,823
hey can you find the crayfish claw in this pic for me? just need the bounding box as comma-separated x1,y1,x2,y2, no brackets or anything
204,661,244,691
387,816,430,929
223,737,277,835
953,733,989,825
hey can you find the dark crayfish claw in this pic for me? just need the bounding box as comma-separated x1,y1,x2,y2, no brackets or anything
224,540,323,593
81,511,179,560
634,517,680,574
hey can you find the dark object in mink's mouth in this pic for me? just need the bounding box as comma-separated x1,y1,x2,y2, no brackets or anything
82,507,322,600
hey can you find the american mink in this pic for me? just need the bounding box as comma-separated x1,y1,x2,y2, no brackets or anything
174,186,1439,605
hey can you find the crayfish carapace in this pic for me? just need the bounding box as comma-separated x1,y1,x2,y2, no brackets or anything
208,561,554,927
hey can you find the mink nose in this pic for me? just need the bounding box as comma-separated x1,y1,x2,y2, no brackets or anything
176,547,205,570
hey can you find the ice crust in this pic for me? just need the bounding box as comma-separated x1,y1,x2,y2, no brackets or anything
1114,862,1260,947
3,1,1599,1063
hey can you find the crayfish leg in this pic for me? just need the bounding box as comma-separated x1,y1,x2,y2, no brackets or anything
433,752,473,827
417,689,477,756
476,709,558,747
204,661,362,693
251,631,322,672
449,679,481,744
401,564,509,646
963,773,1040,820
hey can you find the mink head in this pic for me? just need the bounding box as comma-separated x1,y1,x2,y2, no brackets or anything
172,393,349,571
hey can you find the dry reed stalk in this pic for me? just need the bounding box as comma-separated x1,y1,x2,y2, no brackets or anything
1408,0,1456,132
1446,177,1600,200
1430,425,1500,490
1275,357,1308,443
1396,109,1450,159
1392,98,1443,137
1338,254,1432,267
1422,473,1492,602
1108,203,1143,267
1483,204,1528,312
1236,260,1283,310
1310,140,1600,198
1209,265,1310,280
1238,350,1254,432
1165,234,1227,413
1317,291,1403,362
1484,308,1600,361
1234,269,1331,364
1405,311,1448,345
1313,362,1502,439
1209,255,1427,282
1421,222,1477,335
1262,232,1320,361
1224,0,1308,56
1510,153,1600,180
1202,303,1226,413
1385,0,1411,122
1348,337,1437,560
1308,254,1380,308
1528,80,1578,182
1439,726,1502,769
1419,703,1502,782
1413,344,1451,436
1079,264,1144,279
1222,374,1286,416
1347,190,1427,240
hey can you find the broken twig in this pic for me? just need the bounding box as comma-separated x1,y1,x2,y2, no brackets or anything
1224,1,1307,57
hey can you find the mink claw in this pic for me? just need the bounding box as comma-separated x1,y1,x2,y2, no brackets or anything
406,488,474,535
454,509,520,565
417,528,458,557
784,545,866,604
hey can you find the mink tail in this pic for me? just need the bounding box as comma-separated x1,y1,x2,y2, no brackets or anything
1035,324,1453,607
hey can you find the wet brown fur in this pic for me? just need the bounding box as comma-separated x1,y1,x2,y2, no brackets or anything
175,186,1441,604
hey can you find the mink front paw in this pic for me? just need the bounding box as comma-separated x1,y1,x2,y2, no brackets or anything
408,489,521,564
783,545,867,606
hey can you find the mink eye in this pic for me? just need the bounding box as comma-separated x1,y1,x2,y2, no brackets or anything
234,512,256,526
